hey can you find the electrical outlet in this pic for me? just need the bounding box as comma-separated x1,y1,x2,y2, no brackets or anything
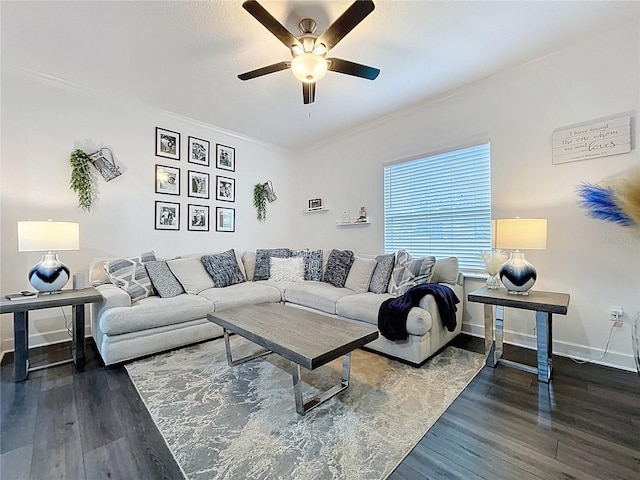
609,306,624,322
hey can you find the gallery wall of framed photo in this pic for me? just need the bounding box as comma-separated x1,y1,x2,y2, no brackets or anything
154,127,236,233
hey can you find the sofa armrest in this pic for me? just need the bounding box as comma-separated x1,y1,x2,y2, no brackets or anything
95,284,131,313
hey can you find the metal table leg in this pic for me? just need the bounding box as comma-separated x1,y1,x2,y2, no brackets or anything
222,328,271,367
72,304,86,368
292,352,351,416
536,311,553,383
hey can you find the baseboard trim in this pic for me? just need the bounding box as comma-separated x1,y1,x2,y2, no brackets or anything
461,323,637,373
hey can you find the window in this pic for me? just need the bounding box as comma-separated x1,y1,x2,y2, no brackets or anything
384,142,491,271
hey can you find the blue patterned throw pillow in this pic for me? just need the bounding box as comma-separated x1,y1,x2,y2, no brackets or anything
322,249,355,288
201,249,246,288
104,251,157,302
293,249,324,281
388,250,435,296
145,260,184,298
368,254,395,294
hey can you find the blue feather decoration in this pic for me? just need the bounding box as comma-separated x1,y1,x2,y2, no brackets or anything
576,183,634,226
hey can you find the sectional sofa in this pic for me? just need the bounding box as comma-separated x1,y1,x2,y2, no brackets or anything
89,248,463,366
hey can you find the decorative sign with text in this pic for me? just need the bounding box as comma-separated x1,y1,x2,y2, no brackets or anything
552,115,631,164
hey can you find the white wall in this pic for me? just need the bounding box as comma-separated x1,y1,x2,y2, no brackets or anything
0,71,295,353
293,23,640,370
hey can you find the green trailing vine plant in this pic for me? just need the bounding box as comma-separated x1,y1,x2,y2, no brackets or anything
69,149,94,211
253,182,268,222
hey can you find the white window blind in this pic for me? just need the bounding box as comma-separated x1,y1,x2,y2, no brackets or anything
384,142,492,271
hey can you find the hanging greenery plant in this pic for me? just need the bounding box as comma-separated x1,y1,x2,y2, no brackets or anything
253,182,268,222
69,149,94,211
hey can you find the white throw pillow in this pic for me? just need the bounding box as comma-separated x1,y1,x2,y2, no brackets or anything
167,256,216,294
345,256,378,293
269,257,305,282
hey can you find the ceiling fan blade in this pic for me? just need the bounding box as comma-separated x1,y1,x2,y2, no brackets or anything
238,61,291,80
315,0,375,52
302,82,316,104
242,0,301,50
326,58,380,80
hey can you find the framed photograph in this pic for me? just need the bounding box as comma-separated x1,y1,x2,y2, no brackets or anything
308,198,322,209
216,207,235,232
155,201,180,230
188,170,210,199
216,175,235,202
156,127,180,160
188,204,209,231
216,144,235,171
188,136,210,166
155,165,180,196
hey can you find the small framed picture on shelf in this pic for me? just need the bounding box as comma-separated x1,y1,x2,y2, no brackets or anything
308,198,322,209
156,127,180,160
216,207,235,232
188,170,210,199
155,165,180,196
216,144,235,171
188,136,210,166
188,204,209,231
155,201,180,230
215,175,235,202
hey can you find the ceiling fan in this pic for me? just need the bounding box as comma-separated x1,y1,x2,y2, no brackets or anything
238,0,380,104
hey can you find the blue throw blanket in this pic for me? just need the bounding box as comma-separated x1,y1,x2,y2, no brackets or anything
378,284,459,341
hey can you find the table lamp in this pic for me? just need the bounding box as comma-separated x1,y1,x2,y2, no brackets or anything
494,218,547,295
18,221,80,293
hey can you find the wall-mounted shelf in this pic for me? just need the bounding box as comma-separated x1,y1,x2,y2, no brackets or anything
302,206,329,214
336,218,370,227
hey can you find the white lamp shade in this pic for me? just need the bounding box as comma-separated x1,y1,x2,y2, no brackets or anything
18,221,80,252
494,218,547,250
291,53,328,83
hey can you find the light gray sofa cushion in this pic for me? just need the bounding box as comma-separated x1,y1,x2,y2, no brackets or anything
336,292,433,336
99,293,213,335
284,281,355,314
167,256,216,294
431,257,460,284
345,256,377,293
198,282,282,311
145,260,184,298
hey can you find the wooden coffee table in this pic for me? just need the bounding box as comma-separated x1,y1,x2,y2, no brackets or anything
207,303,378,415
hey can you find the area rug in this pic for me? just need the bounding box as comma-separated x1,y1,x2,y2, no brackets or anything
126,337,485,480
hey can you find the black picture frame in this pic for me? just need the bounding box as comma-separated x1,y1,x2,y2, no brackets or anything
155,201,180,230
156,127,180,160
216,207,235,232
188,170,210,199
187,204,210,232
155,165,180,196
308,198,322,209
188,136,210,166
216,144,235,171
215,175,235,202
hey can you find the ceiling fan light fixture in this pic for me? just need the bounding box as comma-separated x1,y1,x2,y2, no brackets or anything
291,53,327,83
312,43,327,56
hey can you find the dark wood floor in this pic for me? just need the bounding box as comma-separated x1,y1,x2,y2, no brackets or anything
1,335,639,480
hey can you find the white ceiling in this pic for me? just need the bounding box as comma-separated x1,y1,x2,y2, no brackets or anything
2,1,637,152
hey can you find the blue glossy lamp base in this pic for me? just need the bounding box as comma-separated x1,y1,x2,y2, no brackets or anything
499,251,537,295
28,252,70,293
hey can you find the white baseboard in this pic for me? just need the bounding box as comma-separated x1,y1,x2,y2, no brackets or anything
0,323,92,357
461,323,637,373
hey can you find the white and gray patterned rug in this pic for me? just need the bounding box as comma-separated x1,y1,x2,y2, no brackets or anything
126,337,485,480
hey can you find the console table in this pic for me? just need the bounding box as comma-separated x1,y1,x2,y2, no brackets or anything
468,286,570,383
0,287,103,382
